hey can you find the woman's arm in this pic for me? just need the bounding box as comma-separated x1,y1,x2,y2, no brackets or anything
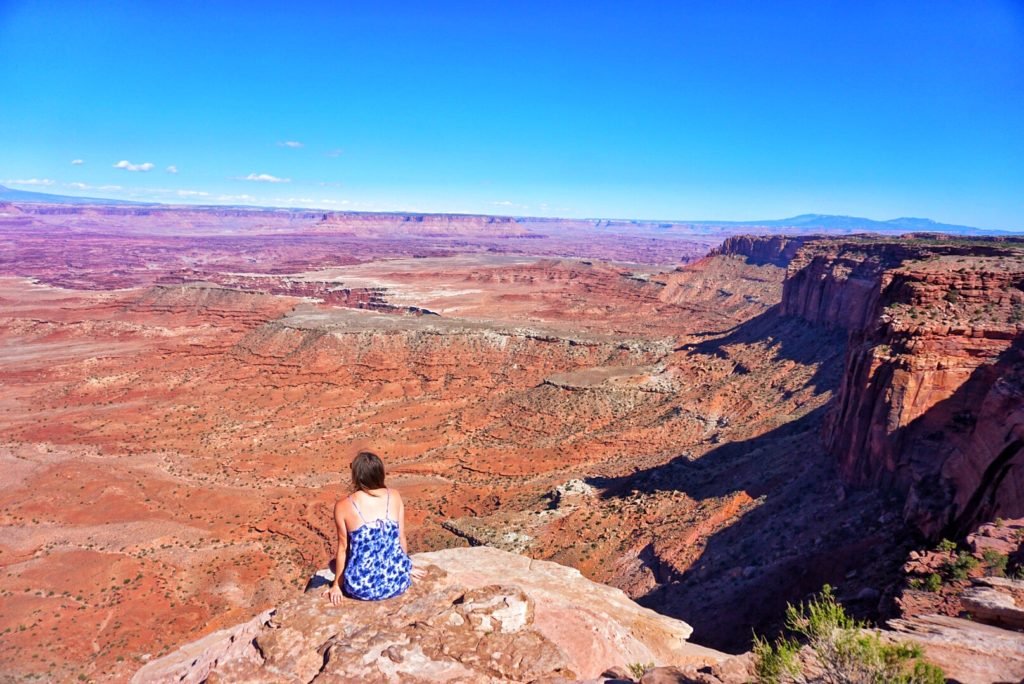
398,494,425,580
397,494,409,554
325,499,348,605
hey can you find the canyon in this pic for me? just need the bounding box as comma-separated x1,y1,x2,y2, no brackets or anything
0,203,1022,682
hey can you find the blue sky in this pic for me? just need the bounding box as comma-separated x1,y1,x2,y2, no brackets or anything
0,1,1021,229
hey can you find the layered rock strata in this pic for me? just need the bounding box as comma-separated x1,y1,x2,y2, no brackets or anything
757,235,1024,536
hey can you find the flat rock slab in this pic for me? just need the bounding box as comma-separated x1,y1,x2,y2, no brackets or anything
133,546,726,683
962,584,1024,630
887,613,1024,684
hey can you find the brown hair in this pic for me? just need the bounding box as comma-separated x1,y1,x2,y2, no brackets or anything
350,451,386,494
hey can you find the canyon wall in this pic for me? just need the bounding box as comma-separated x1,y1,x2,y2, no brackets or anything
749,235,1024,537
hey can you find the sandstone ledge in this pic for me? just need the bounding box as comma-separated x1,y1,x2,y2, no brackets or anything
133,546,726,683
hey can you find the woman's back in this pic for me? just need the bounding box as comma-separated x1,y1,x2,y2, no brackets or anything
345,488,397,528
342,488,411,600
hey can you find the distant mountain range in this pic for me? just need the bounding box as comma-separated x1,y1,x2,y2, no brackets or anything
697,213,999,235
0,185,1013,234
0,184,153,206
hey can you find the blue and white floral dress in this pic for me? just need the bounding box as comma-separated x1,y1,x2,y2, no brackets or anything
343,489,412,601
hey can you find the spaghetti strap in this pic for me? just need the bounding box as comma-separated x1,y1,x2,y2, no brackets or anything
384,488,391,521
349,495,368,524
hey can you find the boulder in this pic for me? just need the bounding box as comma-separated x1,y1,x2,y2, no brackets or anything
962,577,1024,630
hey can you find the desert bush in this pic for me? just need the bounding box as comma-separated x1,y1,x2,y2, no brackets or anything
753,632,801,682
753,585,944,684
925,573,943,593
982,549,1009,577
626,661,653,679
943,552,979,581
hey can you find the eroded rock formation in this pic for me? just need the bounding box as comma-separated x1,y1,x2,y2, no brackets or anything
776,237,1024,536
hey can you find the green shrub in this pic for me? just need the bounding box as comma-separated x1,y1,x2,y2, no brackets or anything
944,552,979,581
982,549,1009,577
626,661,653,679
753,632,801,684
936,538,957,553
752,585,945,684
925,573,943,592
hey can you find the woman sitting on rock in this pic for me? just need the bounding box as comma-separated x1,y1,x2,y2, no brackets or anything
324,450,414,603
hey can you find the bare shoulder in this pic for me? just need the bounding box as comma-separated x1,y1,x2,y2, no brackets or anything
334,497,351,518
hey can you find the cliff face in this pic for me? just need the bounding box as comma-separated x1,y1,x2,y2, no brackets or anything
773,236,1024,536
708,234,812,266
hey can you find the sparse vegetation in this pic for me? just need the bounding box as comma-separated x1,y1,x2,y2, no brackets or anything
752,585,944,684
1011,301,1024,324
925,573,943,593
982,549,1009,577
627,661,654,679
943,552,979,581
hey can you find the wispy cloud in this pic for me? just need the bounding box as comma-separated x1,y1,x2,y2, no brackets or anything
166,165,178,174
491,200,530,212
176,189,209,197
4,178,55,186
325,148,344,158
64,182,124,192
278,141,304,148
239,173,290,183
70,159,84,165
113,160,155,172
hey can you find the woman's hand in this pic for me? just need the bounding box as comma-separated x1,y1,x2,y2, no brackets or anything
410,561,426,582
323,584,344,606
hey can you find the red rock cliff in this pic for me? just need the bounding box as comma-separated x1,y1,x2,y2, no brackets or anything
709,234,812,266
772,236,1024,537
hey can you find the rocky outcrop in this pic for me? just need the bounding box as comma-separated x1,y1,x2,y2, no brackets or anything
886,613,1024,684
773,236,1024,536
132,547,727,683
708,234,811,266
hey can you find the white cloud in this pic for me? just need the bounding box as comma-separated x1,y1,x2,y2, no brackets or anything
64,182,124,192
70,159,84,165
270,196,317,205
113,160,155,172
492,200,514,206
278,141,304,148
325,148,344,158
4,178,55,186
176,190,210,197
166,165,178,174
240,173,290,183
